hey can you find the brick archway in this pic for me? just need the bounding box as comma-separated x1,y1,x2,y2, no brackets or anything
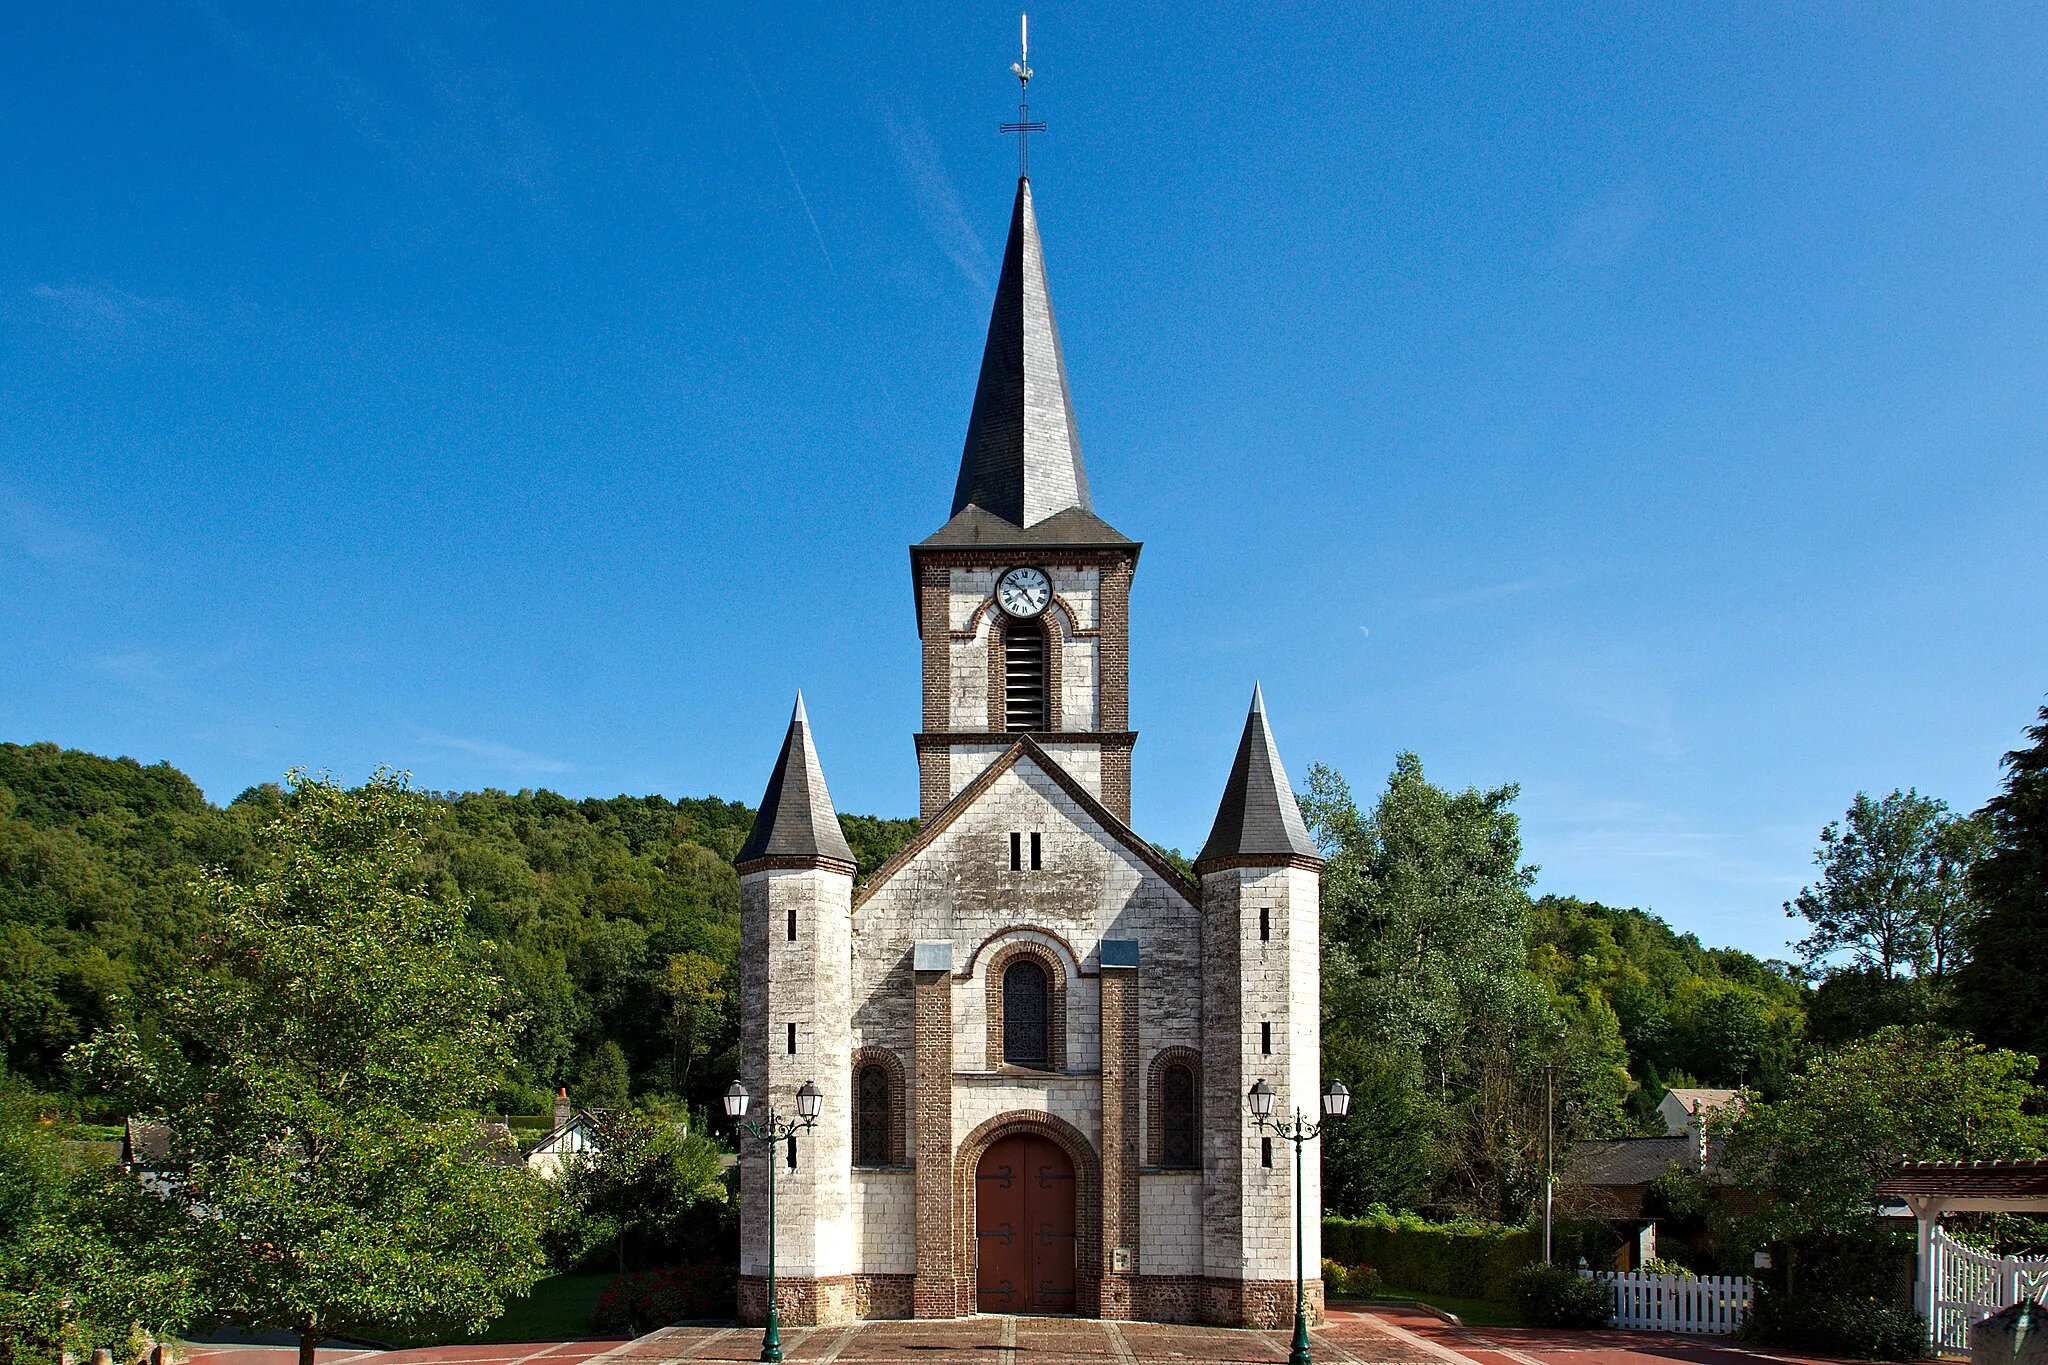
952,1110,1103,1317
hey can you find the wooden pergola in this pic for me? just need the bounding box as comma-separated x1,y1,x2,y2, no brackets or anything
1874,1160,2048,1348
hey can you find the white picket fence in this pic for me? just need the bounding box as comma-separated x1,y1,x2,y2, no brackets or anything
1931,1226,2048,1354
1585,1270,1752,1334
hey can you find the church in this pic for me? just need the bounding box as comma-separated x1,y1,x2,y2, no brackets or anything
734,173,1325,1328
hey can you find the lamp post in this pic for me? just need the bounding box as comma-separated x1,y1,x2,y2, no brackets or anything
1248,1077,1350,1365
723,1078,823,1364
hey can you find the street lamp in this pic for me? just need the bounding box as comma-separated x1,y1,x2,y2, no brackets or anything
723,1079,823,1363
1247,1077,1350,1365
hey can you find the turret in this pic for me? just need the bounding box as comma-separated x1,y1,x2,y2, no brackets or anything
737,693,859,1327
1195,685,1325,1327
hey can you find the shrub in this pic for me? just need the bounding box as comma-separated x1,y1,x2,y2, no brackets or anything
1324,1210,1537,1302
1637,1257,1694,1277
591,1261,736,1334
1321,1259,1385,1299
1744,1286,1925,1361
1511,1263,1611,1329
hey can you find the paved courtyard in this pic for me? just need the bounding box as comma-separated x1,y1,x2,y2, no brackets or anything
183,1303,1858,1365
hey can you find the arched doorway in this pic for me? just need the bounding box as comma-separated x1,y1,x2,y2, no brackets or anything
975,1133,1076,1314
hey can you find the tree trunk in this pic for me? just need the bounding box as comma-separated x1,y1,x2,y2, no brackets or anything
297,1329,319,1365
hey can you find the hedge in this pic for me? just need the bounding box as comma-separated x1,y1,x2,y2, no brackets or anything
1323,1212,1540,1303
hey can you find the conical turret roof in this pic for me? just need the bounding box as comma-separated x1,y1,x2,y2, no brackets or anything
736,693,857,869
951,177,1092,530
1196,684,1322,868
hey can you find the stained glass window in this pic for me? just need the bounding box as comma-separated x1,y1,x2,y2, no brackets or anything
855,1063,891,1166
1161,1064,1197,1168
1003,959,1050,1066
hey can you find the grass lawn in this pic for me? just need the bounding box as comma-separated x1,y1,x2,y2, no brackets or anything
419,1274,618,1344
1366,1290,1522,1328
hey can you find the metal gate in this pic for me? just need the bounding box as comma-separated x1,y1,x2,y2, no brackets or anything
1932,1227,2048,1352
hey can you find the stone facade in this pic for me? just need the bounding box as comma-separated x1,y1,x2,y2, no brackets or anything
734,174,1326,1327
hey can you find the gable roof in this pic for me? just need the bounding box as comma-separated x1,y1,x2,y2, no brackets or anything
1196,684,1321,868
951,177,1097,532
736,693,857,870
853,735,1197,910
1876,1159,2048,1201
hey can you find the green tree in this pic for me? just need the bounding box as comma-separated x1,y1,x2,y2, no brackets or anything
1954,705,2048,1063
1787,790,1981,981
1724,1025,2046,1241
71,771,548,1365
659,951,728,1099
558,1107,729,1272
580,1040,632,1111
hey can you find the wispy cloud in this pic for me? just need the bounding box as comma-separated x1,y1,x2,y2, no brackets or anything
883,103,993,294
416,731,571,777
731,44,834,277
0,487,100,563
186,2,554,198
1411,578,1552,616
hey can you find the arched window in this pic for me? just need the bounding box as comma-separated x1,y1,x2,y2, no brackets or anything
1004,623,1046,732
1160,1064,1197,1168
1003,959,1050,1066
854,1063,891,1166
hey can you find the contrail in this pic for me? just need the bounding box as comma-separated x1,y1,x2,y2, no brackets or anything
730,43,835,277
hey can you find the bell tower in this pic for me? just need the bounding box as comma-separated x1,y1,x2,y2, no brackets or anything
911,176,1140,823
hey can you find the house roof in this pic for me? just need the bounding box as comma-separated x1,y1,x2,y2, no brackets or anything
1665,1087,1741,1112
853,734,1198,913
736,693,857,870
1195,685,1321,869
1875,1160,2048,1202
1566,1135,1732,1188
522,1109,602,1158
949,177,1098,533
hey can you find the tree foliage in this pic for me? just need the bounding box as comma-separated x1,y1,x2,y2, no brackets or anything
1953,705,2048,1063
70,770,552,1364
1786,789,1984,981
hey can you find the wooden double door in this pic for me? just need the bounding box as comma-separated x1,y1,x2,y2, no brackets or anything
974,1134,1077,1314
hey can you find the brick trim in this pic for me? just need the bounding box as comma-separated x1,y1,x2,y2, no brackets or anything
959,924,1085,979
983,941,1068,1073
913,730,1136,749
913,966,955,1316
735,853,859,876
850,1046,908,1168
986,613,1063,733
1145,1047,1204,1169
1098,966,1142,1319
952,1110,1105,1319
956,593,1098,641
1192,852,1325,875
1099,556,1133,732
857,736,1195,910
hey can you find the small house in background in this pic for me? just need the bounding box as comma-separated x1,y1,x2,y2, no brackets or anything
1561,1087,1746,1269
523,1087,602,1180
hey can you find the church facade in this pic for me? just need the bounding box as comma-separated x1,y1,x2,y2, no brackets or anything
735,176,1326,1327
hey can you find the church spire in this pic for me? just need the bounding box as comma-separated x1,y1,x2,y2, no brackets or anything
1196,684,1322,869
736,692,857,869
951,177,1092,529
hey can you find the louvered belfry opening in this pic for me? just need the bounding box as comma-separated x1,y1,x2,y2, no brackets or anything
1004,623,1047,731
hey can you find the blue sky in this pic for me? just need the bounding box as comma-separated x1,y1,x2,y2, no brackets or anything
3,4,2043,960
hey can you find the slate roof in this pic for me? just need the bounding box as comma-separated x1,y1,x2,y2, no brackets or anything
736,693,857,869
1196,685,1321,868
1875,1160,2048,1200
1568,1136,1697,1187
917,502,1131,550
951,177,1098,532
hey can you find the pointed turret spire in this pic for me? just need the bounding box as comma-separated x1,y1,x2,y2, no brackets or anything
1196,684,1322,868
952,178,1091,529
736,692,857,868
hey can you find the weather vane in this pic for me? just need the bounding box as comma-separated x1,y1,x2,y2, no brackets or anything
1000,14,1046,178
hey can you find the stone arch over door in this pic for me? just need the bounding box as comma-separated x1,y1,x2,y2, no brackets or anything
953,1111,1103,1318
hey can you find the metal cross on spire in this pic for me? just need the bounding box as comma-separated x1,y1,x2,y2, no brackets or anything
1000,13,1046,178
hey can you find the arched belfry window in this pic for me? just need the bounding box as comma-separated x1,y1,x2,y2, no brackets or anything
855,1063,891,1166
1004,622,1047,732
1003,959,1050,1066
1160,1064,1197,1168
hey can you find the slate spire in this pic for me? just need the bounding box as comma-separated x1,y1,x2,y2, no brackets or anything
736,692,857,869
1196,684,1322,868
952,177,1092,529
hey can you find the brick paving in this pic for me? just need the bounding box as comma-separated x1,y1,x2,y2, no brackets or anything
183,1303,1878,1365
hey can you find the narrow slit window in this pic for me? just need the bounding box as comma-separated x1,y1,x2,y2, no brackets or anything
1011,832,1022,870
1259,907,1270,941
1004,624,1047,731
1262,1137,1274,1169
1261,1021,1272,1055
787,905,797,942
787,1135,797,1170
787,1023,797,1055
1030,832,1042,870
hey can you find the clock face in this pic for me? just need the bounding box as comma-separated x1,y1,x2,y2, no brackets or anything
996,566,1052,619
